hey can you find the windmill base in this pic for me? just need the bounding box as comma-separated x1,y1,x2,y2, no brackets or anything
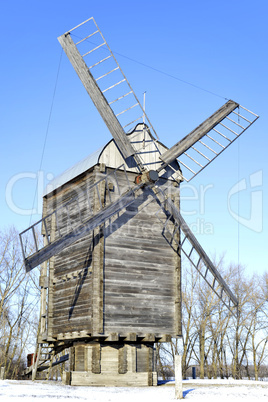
63,342,158,386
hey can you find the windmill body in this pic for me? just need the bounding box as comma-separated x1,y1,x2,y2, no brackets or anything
20,17,259,385
40,125,181,385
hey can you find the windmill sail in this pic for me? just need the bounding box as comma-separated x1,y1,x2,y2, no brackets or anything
155,189,238,314
58,17,158,169
58,32,135,160
159,101,259,182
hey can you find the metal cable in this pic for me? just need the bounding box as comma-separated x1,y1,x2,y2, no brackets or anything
28,49,63,227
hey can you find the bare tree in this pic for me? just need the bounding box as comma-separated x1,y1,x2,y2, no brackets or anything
158,260,268,381
248,274,268,380
181,263,199,378
0,227,40,378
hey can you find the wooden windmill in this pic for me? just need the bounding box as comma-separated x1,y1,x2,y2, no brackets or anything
20,18,259,386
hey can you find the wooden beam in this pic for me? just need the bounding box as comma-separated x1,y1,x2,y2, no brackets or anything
92,166,105,336
175,355,183,399
174,189,182,337
160,100,239,166
147,345,154,386
47,214,56,340
125,333,137,342
40,198,48,337
58,33,136,160
143,334,155,342
107,333,119,342
80,330,91,338
158,334,172,343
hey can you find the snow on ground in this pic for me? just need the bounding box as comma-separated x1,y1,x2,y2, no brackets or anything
1,379,268,402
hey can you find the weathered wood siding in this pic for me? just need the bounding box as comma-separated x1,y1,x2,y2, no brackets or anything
102,169,178,337
45,168,99,337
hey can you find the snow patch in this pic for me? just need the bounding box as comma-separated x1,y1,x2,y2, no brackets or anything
0,379,268,402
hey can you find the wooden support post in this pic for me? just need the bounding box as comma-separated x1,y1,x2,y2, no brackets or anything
147,345,154,386
69,347,75,372
47,213,56,340
32,344,42,381
40,248,48,339
0,367,5,380
175,354,183,399
92,166,105,335
40,198,48,340
174,187,182,337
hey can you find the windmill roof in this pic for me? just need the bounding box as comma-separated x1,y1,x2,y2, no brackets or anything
43,124,181,197
43,145,105,196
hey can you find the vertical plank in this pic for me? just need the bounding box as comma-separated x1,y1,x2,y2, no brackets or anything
118,345,127,374
175,354,183,399
69,347,75,372
47,213,56,340
85,345,92,372
92,344,101,374
40,197,48,340
127,344,137,373
32,344,41,381
0,367,5,380
75,345,85,371
92,165,106,335
147,345,154,386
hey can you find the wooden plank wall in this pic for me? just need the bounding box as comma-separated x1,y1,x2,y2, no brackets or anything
45,170,98,338
103,168,178,337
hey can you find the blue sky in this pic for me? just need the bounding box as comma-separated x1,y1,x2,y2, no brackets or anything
1,0,267,276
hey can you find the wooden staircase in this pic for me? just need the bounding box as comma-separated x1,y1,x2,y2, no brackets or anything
23,343,69,380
